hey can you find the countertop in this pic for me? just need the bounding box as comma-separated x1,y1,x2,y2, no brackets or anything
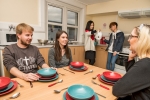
0,43,107,49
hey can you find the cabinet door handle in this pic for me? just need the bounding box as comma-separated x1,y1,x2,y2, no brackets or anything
74,48,75,55
101,48,105,50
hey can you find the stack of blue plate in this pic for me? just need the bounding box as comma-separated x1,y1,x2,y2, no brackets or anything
37,68,59,82
62,84,99,100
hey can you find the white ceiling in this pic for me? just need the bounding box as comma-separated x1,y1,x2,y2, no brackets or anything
77,0,113,5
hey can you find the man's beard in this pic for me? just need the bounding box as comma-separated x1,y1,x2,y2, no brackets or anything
21,40,31,46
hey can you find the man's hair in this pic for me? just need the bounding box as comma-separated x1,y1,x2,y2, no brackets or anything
109,22,118,28
16,23,34,39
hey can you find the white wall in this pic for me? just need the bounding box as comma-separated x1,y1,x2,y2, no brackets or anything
86,0,150,34
0,0,46,43
0,0,86,43
86,0,150,15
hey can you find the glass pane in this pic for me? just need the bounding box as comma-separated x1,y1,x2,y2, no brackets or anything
67,27,77,41
48,24,62,40
67,11,78,26
48,5,62,23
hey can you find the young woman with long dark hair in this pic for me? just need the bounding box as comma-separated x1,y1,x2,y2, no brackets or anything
48,30,72,68
84,20,99,65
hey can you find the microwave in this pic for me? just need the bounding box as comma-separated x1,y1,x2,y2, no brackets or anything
0,31,17,45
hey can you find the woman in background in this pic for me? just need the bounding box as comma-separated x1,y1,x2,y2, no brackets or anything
113,24,150,100
84,20,99,65
104,22,124,71
48,30,72,68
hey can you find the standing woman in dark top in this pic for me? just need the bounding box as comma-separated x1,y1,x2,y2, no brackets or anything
84,20,98,65
113,24,150,100
48,31,72,68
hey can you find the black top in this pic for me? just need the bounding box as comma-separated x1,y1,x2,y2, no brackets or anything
104,32,125,52
113,58,150,100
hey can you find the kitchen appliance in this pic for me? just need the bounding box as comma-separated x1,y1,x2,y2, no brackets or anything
95,31,102,40
100,37,106,45
114,34,130,74
0,31,17,45
114,52,129,74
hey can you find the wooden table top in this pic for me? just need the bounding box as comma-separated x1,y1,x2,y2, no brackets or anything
0,64,117,100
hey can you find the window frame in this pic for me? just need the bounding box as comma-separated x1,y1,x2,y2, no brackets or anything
46,1,81,42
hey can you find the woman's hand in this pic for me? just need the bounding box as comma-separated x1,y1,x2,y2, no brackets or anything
128,51,137,61
23,73,39,81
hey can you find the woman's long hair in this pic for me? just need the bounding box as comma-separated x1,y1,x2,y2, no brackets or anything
54,30,70,62
85,20,94,31
136,24,150,59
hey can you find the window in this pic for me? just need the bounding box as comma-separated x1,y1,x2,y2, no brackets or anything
47,3,80,41
67,11,78,41
48,6,62,24
67,11,78,26
48,24,62,41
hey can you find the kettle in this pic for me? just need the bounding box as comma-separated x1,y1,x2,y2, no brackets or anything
100,37,106,45
95,31,102,40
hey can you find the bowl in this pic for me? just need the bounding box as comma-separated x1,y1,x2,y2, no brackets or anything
68,84,94,100
70,62,84,68
37,68,56,77
103,71,122,81
0,77,11,90
37,39,49,45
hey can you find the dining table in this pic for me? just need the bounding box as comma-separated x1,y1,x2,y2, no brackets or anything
0,64,118,100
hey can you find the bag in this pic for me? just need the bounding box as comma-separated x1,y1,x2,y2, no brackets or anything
94,39,98,46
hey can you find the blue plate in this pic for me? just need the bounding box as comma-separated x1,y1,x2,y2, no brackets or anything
0,81,13,93
70,65,85,70
38,74,59,82
63,91,99,100
68,84,94,100
37,68,56,77
101,75,116,84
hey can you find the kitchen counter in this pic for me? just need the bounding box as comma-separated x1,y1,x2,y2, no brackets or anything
0,43,107,49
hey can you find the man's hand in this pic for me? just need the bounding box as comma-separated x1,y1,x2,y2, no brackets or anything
113,51,117,56
23,73,39,81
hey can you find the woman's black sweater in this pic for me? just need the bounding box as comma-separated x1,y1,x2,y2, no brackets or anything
113,58,150,100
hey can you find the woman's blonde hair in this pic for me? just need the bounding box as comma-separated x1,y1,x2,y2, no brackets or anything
136,24,150,59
